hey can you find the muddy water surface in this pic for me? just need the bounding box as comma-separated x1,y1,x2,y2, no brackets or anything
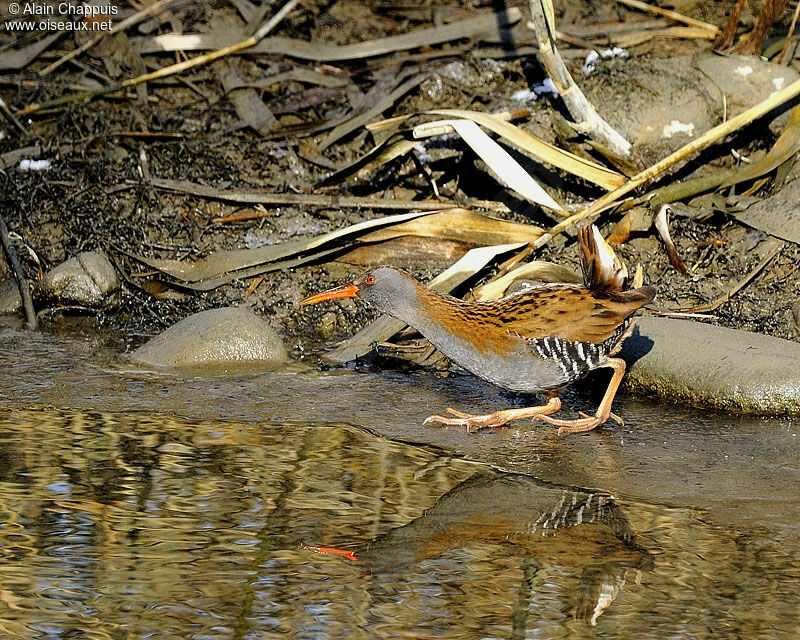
1,317,799,638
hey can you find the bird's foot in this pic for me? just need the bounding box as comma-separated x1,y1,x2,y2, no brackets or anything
537,409,622,435
423,408,516,432
536,357,628,435
579,410,623,426
423,395,562,433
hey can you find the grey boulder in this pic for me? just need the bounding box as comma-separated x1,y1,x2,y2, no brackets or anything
36,251,118,307
621,317,800,415
133,307,288,368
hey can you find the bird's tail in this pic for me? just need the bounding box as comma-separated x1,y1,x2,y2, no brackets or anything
579,225,655,355
579,225,635,293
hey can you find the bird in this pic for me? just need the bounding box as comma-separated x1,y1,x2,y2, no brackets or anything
299,225,655,434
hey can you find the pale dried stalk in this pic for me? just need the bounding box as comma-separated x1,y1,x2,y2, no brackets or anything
614,0,719,35
527,0,633,159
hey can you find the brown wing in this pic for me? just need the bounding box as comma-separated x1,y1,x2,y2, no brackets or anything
463,285,655,347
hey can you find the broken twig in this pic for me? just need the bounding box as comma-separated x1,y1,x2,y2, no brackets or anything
135,8,522,60
0,212,36,329
615,0,718,35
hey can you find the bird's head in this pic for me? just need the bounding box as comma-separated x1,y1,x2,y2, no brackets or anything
299,266,418,313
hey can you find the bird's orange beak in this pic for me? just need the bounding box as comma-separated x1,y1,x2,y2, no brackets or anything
299,283,360,306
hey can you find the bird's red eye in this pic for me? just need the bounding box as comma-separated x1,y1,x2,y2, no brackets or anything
366,275,376,284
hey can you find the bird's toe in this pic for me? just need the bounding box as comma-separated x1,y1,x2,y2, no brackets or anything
444,407,475,419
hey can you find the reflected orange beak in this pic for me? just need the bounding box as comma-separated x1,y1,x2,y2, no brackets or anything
299,283,360,306
305,544,358,562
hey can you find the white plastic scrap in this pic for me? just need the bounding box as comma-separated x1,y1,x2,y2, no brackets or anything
533,77,558,96
413,143,431,164
662,120,695,138
510,88,538,102
582,47,629,75
582,51,600,75
511,78,558,103
18,159,51,171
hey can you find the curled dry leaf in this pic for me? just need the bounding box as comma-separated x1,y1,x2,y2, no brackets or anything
133,210,439,282
654,204,689,275
427,109,626,191
414,119,564,211
337,209,543,267
606,207,654,245
472,262,582,301
324,108,625,201
337,236,474,267
363,108,625,190
131,207,542,291
358,209,542,246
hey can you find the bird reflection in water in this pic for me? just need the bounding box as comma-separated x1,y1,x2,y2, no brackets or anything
308,472,652,626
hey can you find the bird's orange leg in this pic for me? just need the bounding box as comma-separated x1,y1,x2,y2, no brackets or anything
423,393,561,432
537,358,627,435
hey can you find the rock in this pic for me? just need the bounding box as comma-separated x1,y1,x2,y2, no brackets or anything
620,317,800,415
0,278,22,314
36,251,118,307
581,55,717,164
582,52,799,165
693,51,799,135
132,307,288,368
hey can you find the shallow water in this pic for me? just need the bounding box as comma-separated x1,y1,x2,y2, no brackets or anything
1,317,799,638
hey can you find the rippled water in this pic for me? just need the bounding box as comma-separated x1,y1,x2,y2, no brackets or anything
1,317,799,638
1,409,798,639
